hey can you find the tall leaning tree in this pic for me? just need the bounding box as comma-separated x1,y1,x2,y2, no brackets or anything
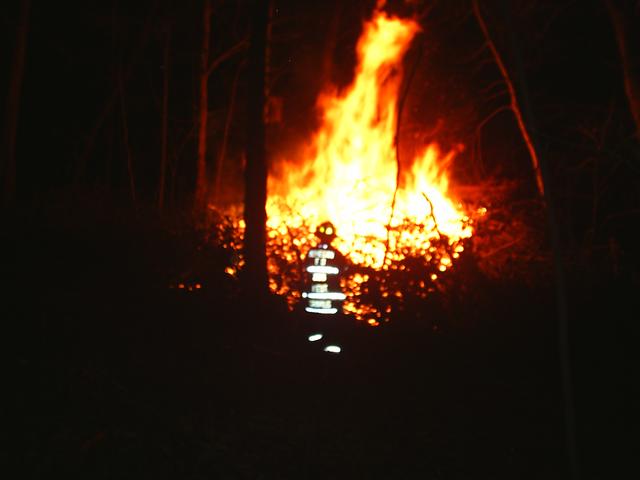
606,0,640,139
473,2,578,479
194,0,248,214
242,0,270,296
2,0,30,207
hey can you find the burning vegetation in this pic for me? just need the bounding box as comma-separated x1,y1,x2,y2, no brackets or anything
213,8,486,322
6,2,639,477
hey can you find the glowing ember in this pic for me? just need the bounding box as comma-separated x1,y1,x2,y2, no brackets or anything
266,10,473,296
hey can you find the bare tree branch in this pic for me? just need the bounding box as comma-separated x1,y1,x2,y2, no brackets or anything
472,0,545,197
206,39,249,78
384,37,424,266
422,193,442,238
606,0,640,139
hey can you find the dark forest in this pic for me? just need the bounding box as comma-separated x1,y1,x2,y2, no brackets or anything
2,0,639,478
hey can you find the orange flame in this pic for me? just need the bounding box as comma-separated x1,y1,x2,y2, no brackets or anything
267,10,472,272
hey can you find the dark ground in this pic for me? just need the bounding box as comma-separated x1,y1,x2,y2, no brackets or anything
3,199,638,479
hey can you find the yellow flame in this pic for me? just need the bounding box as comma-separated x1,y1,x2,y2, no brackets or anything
267,10,472,271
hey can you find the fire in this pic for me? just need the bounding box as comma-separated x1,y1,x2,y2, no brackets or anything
267,10,472,272
208,8,479,321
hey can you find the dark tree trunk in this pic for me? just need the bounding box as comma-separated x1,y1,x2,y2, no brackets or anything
118,70,136,205
195,0,212,213
242,0,270,297
74,3,154,186
158,22,171,211
214,61,242,204
606,0,640,139
2,0,30,207
476,1,579,478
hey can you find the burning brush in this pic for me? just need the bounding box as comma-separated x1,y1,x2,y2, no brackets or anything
212,7,485,323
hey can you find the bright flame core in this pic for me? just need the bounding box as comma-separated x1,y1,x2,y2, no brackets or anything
267,10,472,272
